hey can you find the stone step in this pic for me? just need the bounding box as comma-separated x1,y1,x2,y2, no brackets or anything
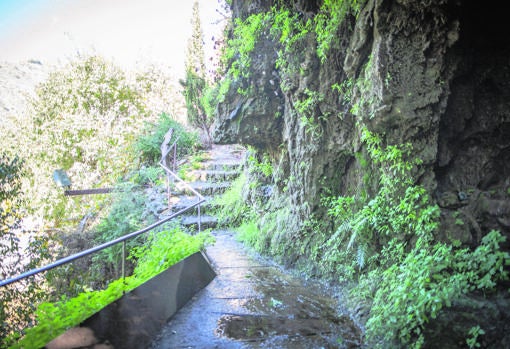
168,195,218,215
173,181,232,196
180,215,218,230
187,169,240,183
201,162,242,172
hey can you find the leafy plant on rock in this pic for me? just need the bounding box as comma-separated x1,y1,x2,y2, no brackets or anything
366,230,509,348
324,128,509,347
315,0,367,62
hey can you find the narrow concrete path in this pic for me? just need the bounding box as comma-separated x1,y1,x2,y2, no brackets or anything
150,230,362,349
150,145,362,349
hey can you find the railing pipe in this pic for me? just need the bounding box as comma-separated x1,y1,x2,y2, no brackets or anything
159,161,204,200
172,140,177,173
0,198,205,288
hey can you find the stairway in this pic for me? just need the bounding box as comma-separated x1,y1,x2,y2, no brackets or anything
163,144,245,231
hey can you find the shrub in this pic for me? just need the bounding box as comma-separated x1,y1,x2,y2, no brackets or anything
91,182,151,283
366,231,509,348
324,128,510,347
134,113,200,165
26,55,161,227
213,173,253,227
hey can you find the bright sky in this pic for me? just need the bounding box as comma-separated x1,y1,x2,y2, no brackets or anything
0,0,227,76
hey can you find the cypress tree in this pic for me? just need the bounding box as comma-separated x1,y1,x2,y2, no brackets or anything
181,1,214,146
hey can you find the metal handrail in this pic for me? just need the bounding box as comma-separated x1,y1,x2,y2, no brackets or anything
0,200,204,288
0,135,204,288
159,161,204,200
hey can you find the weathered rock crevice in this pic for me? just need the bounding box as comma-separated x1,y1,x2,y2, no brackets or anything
435,1,510,248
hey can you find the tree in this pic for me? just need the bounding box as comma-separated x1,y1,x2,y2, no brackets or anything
186,1,207,79
182,1,214,147
0,154,49,347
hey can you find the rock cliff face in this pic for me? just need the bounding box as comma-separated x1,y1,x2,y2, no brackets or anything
215,0,510,248
213,0,510,346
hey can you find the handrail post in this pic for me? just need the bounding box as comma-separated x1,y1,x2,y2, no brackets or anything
121,241,126,280
197,203,201,233
167,175,171,209
173,141,177,173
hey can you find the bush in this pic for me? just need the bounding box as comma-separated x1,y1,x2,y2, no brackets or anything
213,173,253,227
27,55,159,226
323,128,510,347
366,231,509,348
91,182,151,283
134,113,200,165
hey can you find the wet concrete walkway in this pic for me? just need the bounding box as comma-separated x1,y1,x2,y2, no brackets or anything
150,230,362,348
150,145,362,348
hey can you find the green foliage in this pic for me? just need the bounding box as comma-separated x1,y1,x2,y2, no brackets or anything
186,1,206,79
91,182,151,280
182,2,217,146
270,8,311,77
12,227,211,349
0,153,23,202
294,88,325,137
332,78,354,106
247,151,273,178
135,112,200,165
236,220,260,247
322,128,509,347
466,325,485,349
129,227,214,282
129,166,165,186
315,0,366,62
33,56,146,122
224,12,270,80
324,128,438,273
215,77,232,105
180,70,215,145
214,173,253,227
201,83,220,120
24,55,178,227
366,231,509,348
236,206,291,257
0,154,50,347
